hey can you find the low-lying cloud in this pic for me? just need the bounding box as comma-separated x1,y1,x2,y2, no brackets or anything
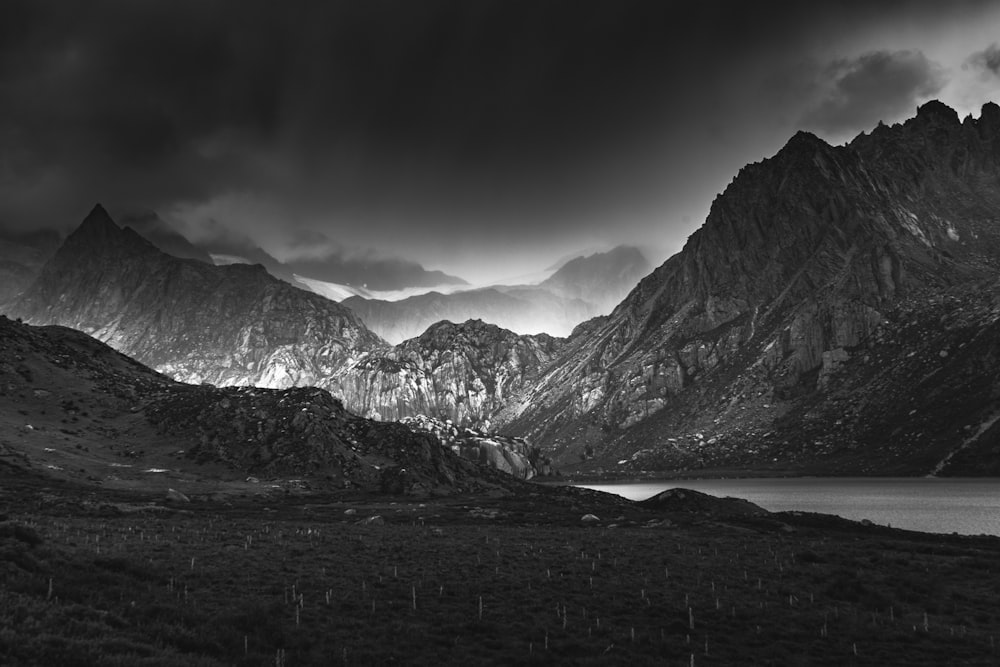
965,43,1000,77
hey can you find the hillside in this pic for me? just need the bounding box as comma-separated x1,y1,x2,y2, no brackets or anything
0,314,512,494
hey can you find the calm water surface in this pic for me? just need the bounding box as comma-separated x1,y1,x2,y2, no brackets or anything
576,478,1000,536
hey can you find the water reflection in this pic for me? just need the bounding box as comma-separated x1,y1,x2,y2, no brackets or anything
576,477,1000,536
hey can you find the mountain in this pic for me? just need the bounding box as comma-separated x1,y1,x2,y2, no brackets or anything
0,228,62,306
337,319,564,428
118,211,215,264
6,208,559,472
500,101,1000,476
0,314,511,494
538,245,651,312
10,204,387,390
343,287,593,343
343,246,649,343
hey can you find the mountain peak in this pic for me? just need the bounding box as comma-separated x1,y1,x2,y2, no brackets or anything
979,101,1000,131
915,100,959,125
78,203,119,235
57,204,161,263
781,130,829,154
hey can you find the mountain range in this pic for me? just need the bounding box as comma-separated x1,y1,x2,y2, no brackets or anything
0,313,513,493
5,100,1000,478
342,246,650,343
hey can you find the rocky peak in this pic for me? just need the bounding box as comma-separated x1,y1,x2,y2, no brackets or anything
976,101,1000,138
914,99,960,126
59,203,154,259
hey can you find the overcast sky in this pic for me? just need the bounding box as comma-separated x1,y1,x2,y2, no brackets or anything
1,0,999,284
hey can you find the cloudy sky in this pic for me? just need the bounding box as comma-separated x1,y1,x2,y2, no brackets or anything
1,0,999,284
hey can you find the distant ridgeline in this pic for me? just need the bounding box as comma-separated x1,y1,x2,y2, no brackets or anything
8,101,1000,477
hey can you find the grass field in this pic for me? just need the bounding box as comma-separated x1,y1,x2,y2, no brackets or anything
2,475,999,666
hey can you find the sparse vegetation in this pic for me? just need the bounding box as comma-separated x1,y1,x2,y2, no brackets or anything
1,479,998,665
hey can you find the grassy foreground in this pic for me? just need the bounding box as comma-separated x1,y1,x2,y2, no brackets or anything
1,474,998,666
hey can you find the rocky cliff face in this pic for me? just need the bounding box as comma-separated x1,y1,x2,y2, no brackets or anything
336,319,563,428
502,101,1000,475
11,205,388,390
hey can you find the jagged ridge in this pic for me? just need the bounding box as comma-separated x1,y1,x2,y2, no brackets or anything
501,101,1000,475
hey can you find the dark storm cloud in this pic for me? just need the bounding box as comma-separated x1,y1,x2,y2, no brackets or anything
799,50,946,137
0,0,996,281
965,43,1000,76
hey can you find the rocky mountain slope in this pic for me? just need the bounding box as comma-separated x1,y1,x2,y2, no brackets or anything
0,228,61,306
10,205,387,390
338,319,563,428
344,246,649,343
499,101,1000,476
0,314,511,494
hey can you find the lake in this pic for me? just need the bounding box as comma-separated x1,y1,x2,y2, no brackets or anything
575,477,1000,536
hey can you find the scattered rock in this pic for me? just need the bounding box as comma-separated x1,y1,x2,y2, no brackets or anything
165,488,190,503
580,513,601,523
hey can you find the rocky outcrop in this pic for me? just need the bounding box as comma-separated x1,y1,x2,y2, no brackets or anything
399,414,549,479
501,101,1000,475
10,205,388,390
336,319,563,427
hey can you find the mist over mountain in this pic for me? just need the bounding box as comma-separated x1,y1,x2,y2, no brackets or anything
285,255,467,292
343,246,649,343
118,211,214,264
